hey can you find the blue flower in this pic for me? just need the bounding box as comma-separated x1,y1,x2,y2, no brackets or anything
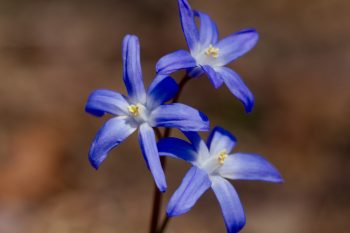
86,35,209,192
156,0,259,112
158,127,282,232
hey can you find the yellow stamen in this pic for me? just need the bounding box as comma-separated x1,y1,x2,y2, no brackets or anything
128,104,140,117
218,150,228,165
204,44,219,58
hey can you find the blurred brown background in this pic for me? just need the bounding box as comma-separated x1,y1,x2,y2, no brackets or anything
0,0,349,232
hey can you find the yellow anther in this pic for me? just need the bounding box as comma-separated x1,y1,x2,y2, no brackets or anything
128,104,140,117
204,44,219,58
218,150,228,165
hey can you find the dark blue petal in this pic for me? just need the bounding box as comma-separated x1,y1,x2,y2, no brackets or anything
187,66,204,78
194,11,219,48
138,123,167,192
147,75,179,109
156,50,197,75
89,117,137,169
122,35,146,103
219,153,283,183
167,166,211,216
215,29,259,66
150,103,209,131
216,67,254,112
183,131,210,158
211,176,246,233
178,0,199,51
202,65,224,89
207,126,237,155
157,137,198,163
85,89,129,117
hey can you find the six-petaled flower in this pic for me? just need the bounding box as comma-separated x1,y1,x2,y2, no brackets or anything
158,127,283,233
85,34,209,192
156,0,259,112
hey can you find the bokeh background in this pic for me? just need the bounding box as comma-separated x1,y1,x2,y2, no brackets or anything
0,0,349,232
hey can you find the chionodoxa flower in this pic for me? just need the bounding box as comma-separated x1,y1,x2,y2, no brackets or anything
158,126,283,232
86,34,209,192
157,0,259,112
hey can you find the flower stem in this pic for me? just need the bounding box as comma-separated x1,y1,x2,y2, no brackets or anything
157,216,170,233
148,74,191,233
173,74,192,103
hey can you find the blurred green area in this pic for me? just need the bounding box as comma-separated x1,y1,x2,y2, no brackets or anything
0,0,349,232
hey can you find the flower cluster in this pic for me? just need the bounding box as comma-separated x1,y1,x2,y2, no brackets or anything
85,0,282,232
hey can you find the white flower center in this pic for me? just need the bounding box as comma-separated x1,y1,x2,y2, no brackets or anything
128,104,140,117
204,44,219,58
218,150,228,165
192,44,220,67
199,149,228,175
127,103,149,123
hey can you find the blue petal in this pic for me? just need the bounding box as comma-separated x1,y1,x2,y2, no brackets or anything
187,66,204,78
156,50,197,75
219,153,283,183
211,176,246,233
207,126,237,155
215,29,259,66
138,123,167,192
167,166,211,216
178,0,199,52
89,117,137,169
147,75,179,110
183,131,210,159
85,89,129,117
122,35,146,103
194,11,219,48
202,65,224,89
150,103,209,131
216,67,254,112
157,137,198,163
